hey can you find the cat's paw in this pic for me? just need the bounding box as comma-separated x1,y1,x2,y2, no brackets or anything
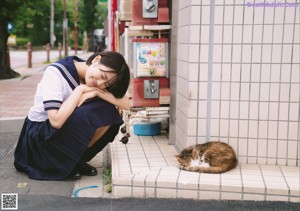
178,165,185,170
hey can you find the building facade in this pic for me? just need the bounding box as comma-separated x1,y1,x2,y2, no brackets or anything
169,0,299,166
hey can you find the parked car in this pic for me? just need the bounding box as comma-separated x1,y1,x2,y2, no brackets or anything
93,29,106,52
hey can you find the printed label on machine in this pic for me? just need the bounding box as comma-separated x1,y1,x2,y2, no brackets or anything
134,42,168,77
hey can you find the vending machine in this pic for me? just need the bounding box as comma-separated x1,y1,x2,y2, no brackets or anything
132,38,170,107
126,38,170,137
117,0,171,140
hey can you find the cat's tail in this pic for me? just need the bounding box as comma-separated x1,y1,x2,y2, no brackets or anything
182,166,230,174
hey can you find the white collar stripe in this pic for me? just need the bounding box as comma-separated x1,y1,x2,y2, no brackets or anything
52,63,79,89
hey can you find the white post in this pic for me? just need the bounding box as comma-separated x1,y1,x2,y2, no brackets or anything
107,0,112,51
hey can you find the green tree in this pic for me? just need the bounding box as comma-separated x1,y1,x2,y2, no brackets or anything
95,2,108,29
0,0,107,79
54,1,64,45
0,0,51,79
80,0,98,51
13,0,62,46
0,0,26,79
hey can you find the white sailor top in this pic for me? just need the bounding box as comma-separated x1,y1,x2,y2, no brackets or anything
28,56,84,122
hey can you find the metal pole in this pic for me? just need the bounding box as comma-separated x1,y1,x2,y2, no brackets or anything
63,0,68,57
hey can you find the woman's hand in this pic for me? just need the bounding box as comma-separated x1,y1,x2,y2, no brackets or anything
46,84,98,129
77,84,131,110
78,88,106,106
77,84,99,94
97,90,131,110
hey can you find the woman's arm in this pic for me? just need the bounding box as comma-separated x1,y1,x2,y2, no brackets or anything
78,89,131,111
48,86,130,129
97,91,131,110
47,85,94,129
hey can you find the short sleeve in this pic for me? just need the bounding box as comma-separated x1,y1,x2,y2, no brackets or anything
41,66,64,111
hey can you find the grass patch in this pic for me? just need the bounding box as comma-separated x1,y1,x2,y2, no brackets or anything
103,167,112,193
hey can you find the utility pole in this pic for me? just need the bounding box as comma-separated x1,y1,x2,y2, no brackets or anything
74,0,78,54
63,0,68,57
50,0,55,47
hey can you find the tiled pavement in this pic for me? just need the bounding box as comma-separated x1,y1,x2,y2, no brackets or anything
0,54,299,202
0,65,43,119
111,130,299,202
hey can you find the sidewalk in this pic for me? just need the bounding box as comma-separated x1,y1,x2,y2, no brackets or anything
1,50,93,120
0,51,299,203
0,64,43,120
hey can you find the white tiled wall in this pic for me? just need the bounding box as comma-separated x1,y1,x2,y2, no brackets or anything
170,0,300,166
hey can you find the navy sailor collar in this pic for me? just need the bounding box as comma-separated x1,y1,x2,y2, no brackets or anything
49,56,85,90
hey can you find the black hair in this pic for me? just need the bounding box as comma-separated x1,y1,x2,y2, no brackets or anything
86,51,130,98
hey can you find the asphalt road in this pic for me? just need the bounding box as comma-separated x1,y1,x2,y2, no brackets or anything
0,132,74,197
17,195,300,211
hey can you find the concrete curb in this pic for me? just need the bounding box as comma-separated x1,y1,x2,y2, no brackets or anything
0,117,25,133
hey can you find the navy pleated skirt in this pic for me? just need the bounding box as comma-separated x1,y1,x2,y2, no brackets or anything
14,98,123,180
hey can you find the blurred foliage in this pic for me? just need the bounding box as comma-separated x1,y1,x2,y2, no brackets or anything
5,0,107,47
81,0,98,35
0,0,107,78
16,37,31,47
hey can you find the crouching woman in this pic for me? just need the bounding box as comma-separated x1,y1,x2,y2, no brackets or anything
14,51,130,180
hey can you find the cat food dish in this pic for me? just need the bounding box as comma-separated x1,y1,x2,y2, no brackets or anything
133,119,161,136
175,141,238,174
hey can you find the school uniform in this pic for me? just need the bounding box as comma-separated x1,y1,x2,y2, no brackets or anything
14,56,123,180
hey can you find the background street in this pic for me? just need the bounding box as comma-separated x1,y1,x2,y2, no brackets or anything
9,49,83,69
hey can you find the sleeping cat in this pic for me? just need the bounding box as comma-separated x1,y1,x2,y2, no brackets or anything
175,141,238,174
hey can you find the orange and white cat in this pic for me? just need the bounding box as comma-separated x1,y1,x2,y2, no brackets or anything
175,141,238,174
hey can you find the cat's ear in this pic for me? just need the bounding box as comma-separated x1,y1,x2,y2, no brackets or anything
175,155,181,161
187,146,194,151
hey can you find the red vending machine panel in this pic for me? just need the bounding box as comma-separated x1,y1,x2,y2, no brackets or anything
132,77,170,107
131,38,170,107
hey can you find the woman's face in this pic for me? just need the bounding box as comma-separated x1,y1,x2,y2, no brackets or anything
85,56,116,89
